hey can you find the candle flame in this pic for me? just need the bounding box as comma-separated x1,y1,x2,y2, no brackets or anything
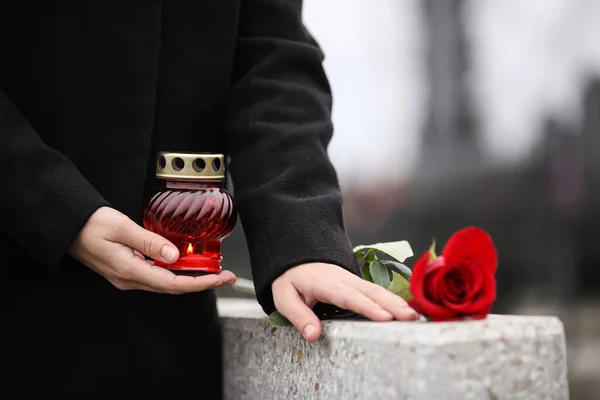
186,243,194,255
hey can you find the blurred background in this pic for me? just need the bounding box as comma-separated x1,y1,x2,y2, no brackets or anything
218,0,600,397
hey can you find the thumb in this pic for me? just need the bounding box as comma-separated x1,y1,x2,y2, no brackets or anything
113,217,180,264
274,283,322,342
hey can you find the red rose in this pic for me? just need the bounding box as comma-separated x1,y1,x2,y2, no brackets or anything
408,227,497,322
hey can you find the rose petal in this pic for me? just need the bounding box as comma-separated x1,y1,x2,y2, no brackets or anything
459,260,484,302
424,256,446,304
439,261,495,314
408,252,456,319
467,305,492,320
423,275,437,304
426,268,446,304
445,268,467,299
442,227,498,274
465,269,496,315
425,255,446,274
445,287,461,303
441,270,474,313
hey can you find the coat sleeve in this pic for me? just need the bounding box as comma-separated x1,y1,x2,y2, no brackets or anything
0,88,109,271
225,0,359,314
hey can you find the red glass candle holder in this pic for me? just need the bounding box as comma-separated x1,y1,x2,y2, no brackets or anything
143,152,236,275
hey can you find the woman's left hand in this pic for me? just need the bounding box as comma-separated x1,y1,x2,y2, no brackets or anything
271,263,419,341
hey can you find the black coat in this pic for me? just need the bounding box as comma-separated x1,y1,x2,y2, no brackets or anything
1,0,358,398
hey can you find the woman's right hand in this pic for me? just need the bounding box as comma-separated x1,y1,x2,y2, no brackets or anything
68,206,236,294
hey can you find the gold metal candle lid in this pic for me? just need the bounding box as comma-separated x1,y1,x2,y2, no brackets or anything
156,152,225,180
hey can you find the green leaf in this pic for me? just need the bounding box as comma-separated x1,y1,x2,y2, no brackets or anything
369,259,391,288
386,271,413,302
360,252,377,281
361,262,372,281
428,239,437,262
353,241,413,263
366,252,376,263
268,311,292,327
357,251,375,268
380,260,412,280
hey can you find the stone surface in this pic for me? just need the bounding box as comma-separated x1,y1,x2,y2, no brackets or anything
218,298,569,400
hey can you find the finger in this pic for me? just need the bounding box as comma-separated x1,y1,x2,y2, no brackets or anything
122,258,236,294
112,218,179,264
313,281,395,321
120,270,237,294
134,249,154,265
273,283,322,342
133,250,146,260
344,276,420,321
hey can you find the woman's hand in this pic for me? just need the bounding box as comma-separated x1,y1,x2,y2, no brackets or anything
69,207,236,294
272,262,419,341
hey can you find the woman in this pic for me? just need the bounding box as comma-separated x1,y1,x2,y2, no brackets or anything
2,0,418,398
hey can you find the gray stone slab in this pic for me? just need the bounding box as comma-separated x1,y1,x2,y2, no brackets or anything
217,298,569,400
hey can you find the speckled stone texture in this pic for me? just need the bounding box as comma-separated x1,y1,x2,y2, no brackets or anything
218,298,569,400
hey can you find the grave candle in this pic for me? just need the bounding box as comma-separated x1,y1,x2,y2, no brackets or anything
143,152,237,274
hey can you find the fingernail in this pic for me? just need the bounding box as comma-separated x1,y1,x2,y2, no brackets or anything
303,324,315,339
378,309,394,319
224,278,236,285
161,245,177,262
